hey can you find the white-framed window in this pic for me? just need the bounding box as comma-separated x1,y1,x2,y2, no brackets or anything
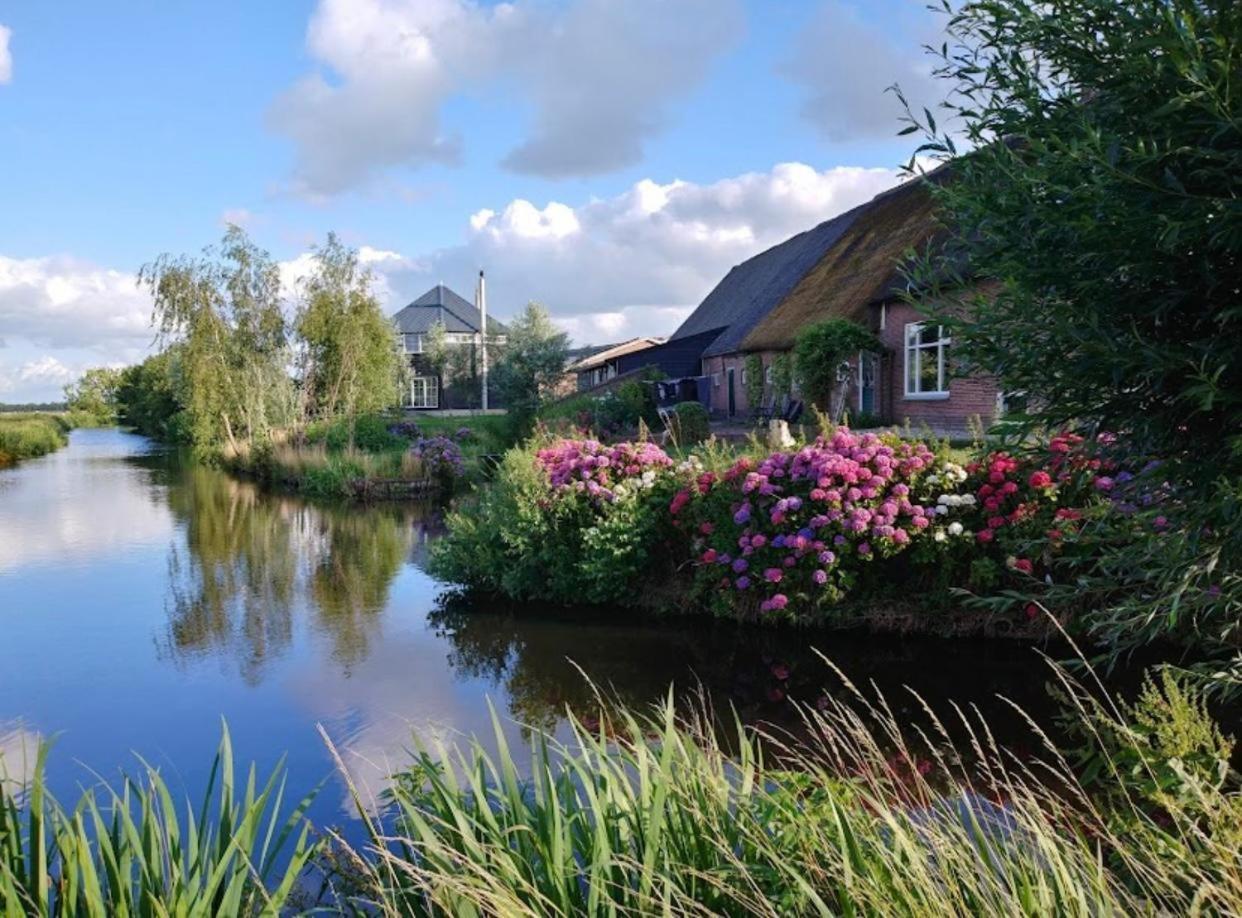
713,373,721,388
403,333,424,354
410,376,439,409
903,323,950,398
764,365,773,386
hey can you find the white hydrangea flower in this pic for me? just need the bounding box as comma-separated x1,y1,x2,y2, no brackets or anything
948,522,964,536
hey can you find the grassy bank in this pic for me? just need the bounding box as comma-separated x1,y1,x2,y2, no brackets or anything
0,413,72,467
222,413,508,500
3,661,1238,914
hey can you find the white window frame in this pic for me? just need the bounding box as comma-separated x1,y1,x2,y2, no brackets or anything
403,333,424,354
903,322,950,399
410,376,439,409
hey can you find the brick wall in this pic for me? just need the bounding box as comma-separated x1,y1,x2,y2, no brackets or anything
876,300,999,436
701,351,791,416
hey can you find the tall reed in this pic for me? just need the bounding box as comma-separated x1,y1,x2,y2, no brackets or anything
326,660,1241,916
0,414,71,466
0,728,317,916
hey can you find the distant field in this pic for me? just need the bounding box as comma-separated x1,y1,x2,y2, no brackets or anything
0,412,72,466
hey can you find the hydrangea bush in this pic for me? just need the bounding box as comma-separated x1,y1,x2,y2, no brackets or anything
411,435,466,488
680,430,950,618
431,427,1135,631
430,435,692,605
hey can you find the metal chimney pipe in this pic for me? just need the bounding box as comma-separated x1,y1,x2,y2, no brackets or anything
478,269,489,411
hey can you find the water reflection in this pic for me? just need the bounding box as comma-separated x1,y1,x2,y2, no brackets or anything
0,429,1071,841
428,598,1061,750
158,461,438,681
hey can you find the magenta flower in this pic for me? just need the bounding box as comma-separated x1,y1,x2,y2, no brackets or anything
763,568,783,583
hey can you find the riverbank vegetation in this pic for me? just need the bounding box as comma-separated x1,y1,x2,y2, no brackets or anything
0,413,72,466
434,0,1242,692
2,659,1238,914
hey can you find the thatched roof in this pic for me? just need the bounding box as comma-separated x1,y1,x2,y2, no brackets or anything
667,205,865,358
740,169,954,352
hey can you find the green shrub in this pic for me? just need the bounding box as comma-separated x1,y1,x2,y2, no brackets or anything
743,354,765,410
306,413,405,453
429,436,686,606
668,401,710,445
793,320,879,411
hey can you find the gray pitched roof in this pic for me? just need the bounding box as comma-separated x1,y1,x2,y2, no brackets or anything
391,284,510,336
668,201,869,358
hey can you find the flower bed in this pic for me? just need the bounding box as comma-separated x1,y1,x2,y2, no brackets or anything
430,428,1128,632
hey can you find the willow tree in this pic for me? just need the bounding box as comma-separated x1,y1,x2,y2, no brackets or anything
295,234,399,440
140,226,296,454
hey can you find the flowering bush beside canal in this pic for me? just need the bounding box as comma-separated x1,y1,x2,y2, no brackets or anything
430,425,1140,632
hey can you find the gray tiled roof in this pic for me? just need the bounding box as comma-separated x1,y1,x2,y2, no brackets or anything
668,201,869,358
391,284,510,336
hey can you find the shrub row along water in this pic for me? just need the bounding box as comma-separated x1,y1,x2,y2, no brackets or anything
429,427,1138,633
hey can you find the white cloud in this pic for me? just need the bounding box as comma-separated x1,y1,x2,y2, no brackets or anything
366,161,906,343
498,0,742,178
268,0,741,195
0,159,906,401
0,255,152,351
0,255,154,403
782,1,945,142
0,24,12,85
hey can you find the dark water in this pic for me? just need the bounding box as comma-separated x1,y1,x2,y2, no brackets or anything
0,429,1065,835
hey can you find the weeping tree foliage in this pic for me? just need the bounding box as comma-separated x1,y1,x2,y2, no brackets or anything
493,302,570,437
140,226,296,454
899,0,1242,688
295,233,399,439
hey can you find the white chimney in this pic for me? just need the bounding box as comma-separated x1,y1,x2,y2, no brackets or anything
477,269,489,411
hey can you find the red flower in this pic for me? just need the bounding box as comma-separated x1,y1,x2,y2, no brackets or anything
701,549,718,564
1028,470,1052,489
1012,558,1034,575
976,529,994,544
1024,602,1040,621
987,516,1006,530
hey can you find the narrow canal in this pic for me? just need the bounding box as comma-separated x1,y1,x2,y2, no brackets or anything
1,428,1064,837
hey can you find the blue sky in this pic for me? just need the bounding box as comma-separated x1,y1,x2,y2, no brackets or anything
0,0,943,402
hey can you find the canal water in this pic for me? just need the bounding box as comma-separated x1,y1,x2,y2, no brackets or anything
1,428,1064,837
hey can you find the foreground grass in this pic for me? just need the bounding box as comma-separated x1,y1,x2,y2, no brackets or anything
330,662,1241,916
0,414,72,467
0,729,315,916
5,659,1238,915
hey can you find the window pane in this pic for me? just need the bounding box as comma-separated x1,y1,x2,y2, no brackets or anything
920,347,939,392
919,324,942,346
906,346,918,393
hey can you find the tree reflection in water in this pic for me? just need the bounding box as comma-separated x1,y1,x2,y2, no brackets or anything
159,462,435,681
